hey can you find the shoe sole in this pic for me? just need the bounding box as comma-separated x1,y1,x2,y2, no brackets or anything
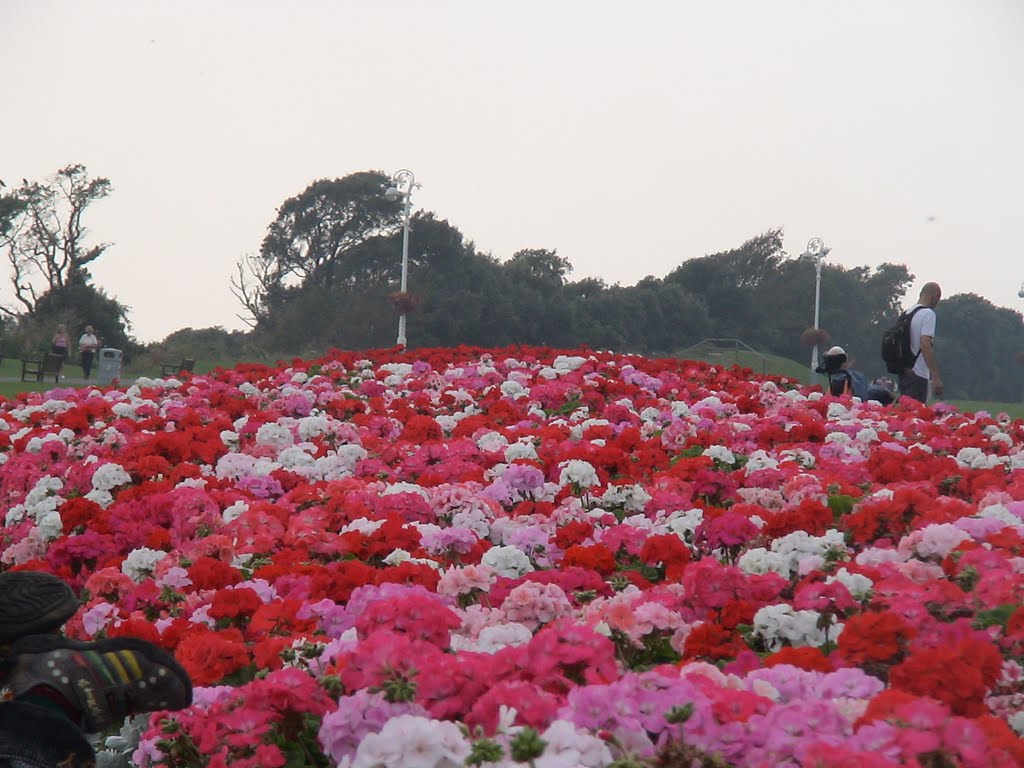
10,634,192,699
10,634,194,730
0,571,79,643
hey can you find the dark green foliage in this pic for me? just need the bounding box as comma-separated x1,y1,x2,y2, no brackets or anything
11,280,137,359
241,172,1024,401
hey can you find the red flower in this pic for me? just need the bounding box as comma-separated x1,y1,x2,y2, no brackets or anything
764,646,833,672
889,637,1003,716
188,556,243,590
554,520,595,550
175,627,250,685
837,611,916,665
562,544,617,575
683,622,745,661
207,587,262,622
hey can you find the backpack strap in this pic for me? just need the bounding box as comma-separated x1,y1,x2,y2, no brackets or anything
904,305,928,363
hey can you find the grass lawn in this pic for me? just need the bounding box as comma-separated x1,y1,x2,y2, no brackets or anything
945,399,1024,420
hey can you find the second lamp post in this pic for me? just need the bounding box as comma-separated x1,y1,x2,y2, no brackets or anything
803,237,826,378
385,169,419,347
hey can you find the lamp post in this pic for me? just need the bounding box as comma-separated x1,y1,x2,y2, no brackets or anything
384,169,419,347
803,237,826,378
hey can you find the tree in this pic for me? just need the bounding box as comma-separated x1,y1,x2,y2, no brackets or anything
0,165,112,316
233,171,402,325
939,293,1024,401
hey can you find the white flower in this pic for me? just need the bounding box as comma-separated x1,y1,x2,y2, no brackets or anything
752,604,843,652
297,414,330,440
255,422,294,448
599,484,652,513
826,567,874,599
351,715,470,768
738,548,789,577
311,445,369,481
664,508,704,538
91,463,131,492
744,450,779,473
222,501,248,523
537,720,614,768
277,445,315,469
855,428,879,443
955,447,1002,470
461,623,533,654
382,482,430,499
500,380,528,398
552,355,586,372
476,431,509,453
111,402,138,419
481,545,534,578
383,549,412,566
703,445,736,465
1010,710,1024,737
122,547,168,582
558,459,599,489
771,529,848,575
978,504,1022,529
36,510,63,541
505,440,539,462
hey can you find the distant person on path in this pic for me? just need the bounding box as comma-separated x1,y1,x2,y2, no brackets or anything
900,282,943,403
50,324,69,360
78,325,99,379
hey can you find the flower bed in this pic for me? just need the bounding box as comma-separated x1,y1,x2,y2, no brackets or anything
2,346,1023,767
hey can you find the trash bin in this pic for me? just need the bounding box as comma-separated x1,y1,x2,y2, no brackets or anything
97,348,123,385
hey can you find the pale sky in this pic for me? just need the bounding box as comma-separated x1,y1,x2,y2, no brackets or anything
2,0,1022,343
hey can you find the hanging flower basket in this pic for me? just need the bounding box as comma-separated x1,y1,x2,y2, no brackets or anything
800,327,830,348
387,291,421,313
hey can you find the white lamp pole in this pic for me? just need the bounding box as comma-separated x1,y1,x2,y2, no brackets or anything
384,169,418,347
803,237,826,377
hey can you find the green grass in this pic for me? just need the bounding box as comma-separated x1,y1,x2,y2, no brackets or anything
683,349,810,382
946,400,1024,419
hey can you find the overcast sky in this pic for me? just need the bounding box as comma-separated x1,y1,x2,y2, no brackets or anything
2,0,1022,343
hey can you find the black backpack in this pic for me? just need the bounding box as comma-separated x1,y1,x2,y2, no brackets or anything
881,305,926,375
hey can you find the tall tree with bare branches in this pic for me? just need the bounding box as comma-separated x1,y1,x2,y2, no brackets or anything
0,164,112,317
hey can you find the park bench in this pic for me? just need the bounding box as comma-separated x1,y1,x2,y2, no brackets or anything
21,353,64,383
160,358,196,377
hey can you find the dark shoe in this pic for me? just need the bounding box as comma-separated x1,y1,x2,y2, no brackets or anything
5,635,192,733
0,700,95,767
0,572,79,644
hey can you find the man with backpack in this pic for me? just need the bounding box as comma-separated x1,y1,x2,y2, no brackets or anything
882,282,943,403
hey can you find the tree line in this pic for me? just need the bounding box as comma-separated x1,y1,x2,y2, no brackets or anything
3,167,1022,401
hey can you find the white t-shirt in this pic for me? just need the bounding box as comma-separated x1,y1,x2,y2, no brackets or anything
908,304,937,379
79,333,99,352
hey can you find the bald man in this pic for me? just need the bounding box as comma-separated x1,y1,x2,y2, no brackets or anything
899,282,943,403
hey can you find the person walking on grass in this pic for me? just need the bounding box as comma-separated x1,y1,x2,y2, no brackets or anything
899,282,943,404
78,326,99,379
50,325,69,360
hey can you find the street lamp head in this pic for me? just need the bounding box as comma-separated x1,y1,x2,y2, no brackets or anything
384,186,401,202
805,237,825,257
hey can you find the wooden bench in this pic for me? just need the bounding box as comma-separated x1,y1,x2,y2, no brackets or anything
160,358,196,377
21,353,64,383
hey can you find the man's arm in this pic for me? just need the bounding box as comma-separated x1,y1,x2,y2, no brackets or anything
920,335,942,396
